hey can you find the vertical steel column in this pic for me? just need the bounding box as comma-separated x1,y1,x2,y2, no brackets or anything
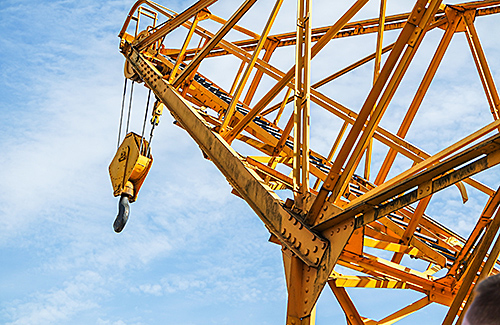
293,0,311,210
224,0,369,145
302,0,311,208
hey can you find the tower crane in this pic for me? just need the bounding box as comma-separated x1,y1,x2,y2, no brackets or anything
109,0,500,323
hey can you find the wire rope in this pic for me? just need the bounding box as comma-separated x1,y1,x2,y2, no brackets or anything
125,81,135,135
140,89,152,155
117,78,128,148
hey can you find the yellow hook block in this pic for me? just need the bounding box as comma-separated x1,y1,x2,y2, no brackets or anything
109,132,153,202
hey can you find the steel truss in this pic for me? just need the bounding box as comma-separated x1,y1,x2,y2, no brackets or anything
116,0,500,323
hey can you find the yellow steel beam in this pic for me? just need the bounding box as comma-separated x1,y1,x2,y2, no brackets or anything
273,88,293,125
117,1,500,323
223,0,370,144
364,237,422,257
331,274,408,289
455,225,500,325
165,32,495,208
172,0,258,88
293,0,312,210
220,0,283,134
243,39,279,106
171,2,500,60
339,251,454,305
328,280,364,325
159,14,491,200
377,217,447,267
123,45,365,322
283,215,355,322
347,117,500,211
328,0,444,206
375,297,430,325
443,187,500,284
375,8,463,185
313,121,349,191
168,16,200,83
463,9,500,120
180,1,410,60
363,0,387,181
135,0,217,51
208,12,260,39
442,201,500,325
229,60,246,96
123,45,328,268
391,196,432,264
313,133,500,231
307,0,442,224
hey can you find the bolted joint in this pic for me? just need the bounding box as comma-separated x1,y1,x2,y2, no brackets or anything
278,211,327,267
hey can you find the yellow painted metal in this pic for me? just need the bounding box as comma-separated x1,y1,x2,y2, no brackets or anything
442,202,500,325
172,0,258,88
154,14,491,201
313,121,348,191
274,88,293,125
307,0,435,222
331,0,443,206
109,132,152,202
243,39,279,106
208,12,260,39
455,225,500,325
331,274,407,289
373,297,430,325
292,0,312,211
363,0,387,181
136,0,217,51
114,1,500,323
223,0,370,145
375,8,463,185
329,280,364,325
168,16,199,84
391,196,431,264
220,0,283,134
464,10,500,120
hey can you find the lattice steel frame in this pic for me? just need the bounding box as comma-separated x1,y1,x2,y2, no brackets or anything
115,0,500,323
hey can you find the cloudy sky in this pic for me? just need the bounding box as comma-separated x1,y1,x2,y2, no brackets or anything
1,0,499,324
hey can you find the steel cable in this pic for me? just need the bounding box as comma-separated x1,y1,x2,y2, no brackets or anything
125,81,135,135
140,89,152,155
117,78,128,148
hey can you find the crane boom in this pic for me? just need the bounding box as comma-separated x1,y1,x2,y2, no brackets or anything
109,0,500,323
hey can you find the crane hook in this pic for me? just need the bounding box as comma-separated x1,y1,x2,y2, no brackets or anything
114,194,130,233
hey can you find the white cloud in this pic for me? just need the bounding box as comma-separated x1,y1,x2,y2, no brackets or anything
3,271,104,325
96,319,129,325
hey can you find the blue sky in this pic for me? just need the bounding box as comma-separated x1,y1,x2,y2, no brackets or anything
1,0,499,324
